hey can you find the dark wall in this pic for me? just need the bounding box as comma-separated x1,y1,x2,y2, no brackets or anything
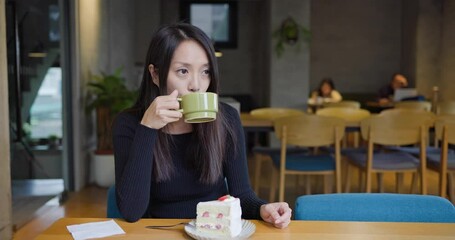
132,0,420,106
310,0,403,96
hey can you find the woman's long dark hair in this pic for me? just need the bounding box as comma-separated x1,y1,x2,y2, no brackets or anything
131,23,236,184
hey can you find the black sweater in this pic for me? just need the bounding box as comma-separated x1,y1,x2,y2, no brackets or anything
113,103,266,222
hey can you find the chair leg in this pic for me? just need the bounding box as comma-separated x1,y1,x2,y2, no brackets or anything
396,173,404,193
439,169,447,198
377,173,384,193
448,172,455,203
269,168,277,202
359,170,365,192
344,163,351,193
279,170,285,203
353,132,360,148
366,171,372,193
410,172,419,194
254,154,263,194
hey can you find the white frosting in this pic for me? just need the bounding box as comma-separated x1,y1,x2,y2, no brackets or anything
196,197,242,237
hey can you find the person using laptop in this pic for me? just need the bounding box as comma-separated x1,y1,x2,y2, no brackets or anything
378,73,408,104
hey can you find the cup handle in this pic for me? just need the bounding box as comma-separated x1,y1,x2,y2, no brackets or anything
176,98,183,112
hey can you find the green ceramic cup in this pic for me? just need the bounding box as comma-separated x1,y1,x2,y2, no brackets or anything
177,92,218,123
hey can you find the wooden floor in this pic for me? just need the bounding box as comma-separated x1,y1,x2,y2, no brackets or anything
13,186,107,240
13,155,450,240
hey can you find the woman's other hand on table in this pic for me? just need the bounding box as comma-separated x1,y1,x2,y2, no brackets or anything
260,202,292,229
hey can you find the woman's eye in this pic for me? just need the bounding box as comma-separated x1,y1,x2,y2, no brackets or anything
177,69,188,75
202,69,210,75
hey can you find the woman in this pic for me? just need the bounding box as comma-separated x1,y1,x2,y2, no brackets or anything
113,23,291,228
310,78,342,104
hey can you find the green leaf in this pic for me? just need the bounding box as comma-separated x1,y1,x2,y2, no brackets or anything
85,68,138,115
272,16,311,57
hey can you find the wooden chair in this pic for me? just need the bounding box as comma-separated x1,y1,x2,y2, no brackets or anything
436,101,455,115
428,115,455,202
271,115,345,202
249,108,306,196
250,108,305,120
316,107,370,123
346,111,434,194
323,100,361,109
316,107,370,147
394,101,432,112
380,108,436,147
316,108,371,191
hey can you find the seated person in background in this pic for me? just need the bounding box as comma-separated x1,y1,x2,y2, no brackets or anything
309,78,342,105
378,73,408,104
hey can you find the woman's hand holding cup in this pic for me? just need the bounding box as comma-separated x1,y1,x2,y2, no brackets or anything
141,90,183,129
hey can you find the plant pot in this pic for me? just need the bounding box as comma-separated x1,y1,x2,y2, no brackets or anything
91,151,115,187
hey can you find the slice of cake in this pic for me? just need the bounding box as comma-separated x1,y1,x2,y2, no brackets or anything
196,195,242,238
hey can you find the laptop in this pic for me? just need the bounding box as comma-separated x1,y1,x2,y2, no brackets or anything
393,88,418,102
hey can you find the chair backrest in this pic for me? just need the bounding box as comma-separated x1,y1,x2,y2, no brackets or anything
435,115,455,144
437,101,455,115
360,111,434,146
316,107,370,123
295,193,455,222
323,100,361,109
274,115,345,147
250,108,305,120
394,101,432,111
107,185,123,218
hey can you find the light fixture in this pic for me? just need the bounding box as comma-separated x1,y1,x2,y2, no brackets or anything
28,42,47,58
28,52,47,58
215,48,223,58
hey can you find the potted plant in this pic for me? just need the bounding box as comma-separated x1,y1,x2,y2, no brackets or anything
273,16,311,57
86,68,137,186
47,134,59,149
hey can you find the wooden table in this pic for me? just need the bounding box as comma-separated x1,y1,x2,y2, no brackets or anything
365,101,395,113
240,112,362,130
36,218,455,239
240,113,273,129
240,112,364,149
240,113,274,151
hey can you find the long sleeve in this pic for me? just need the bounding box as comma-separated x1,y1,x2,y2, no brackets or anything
330,90,343,102
112,106,266,221
112,112,157,222
378,85,393,100
222,105,267,219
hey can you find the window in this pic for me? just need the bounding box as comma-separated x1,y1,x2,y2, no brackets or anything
180,0,238,48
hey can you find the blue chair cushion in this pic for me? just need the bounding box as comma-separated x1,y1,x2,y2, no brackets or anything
320,146,380,155
107,185,123,218
427,153,455,170
385,146,454,155
295,193,455,223
271,153,335,171
347,152,419,170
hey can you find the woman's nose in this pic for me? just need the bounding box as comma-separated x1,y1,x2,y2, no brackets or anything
189,75,200,92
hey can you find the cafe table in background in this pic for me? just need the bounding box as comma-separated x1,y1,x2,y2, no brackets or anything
36,218,455,239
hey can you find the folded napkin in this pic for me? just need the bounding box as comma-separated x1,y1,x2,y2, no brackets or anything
66,219,125,240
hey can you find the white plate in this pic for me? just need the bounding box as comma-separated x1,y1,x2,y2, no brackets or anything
184,219,256,240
